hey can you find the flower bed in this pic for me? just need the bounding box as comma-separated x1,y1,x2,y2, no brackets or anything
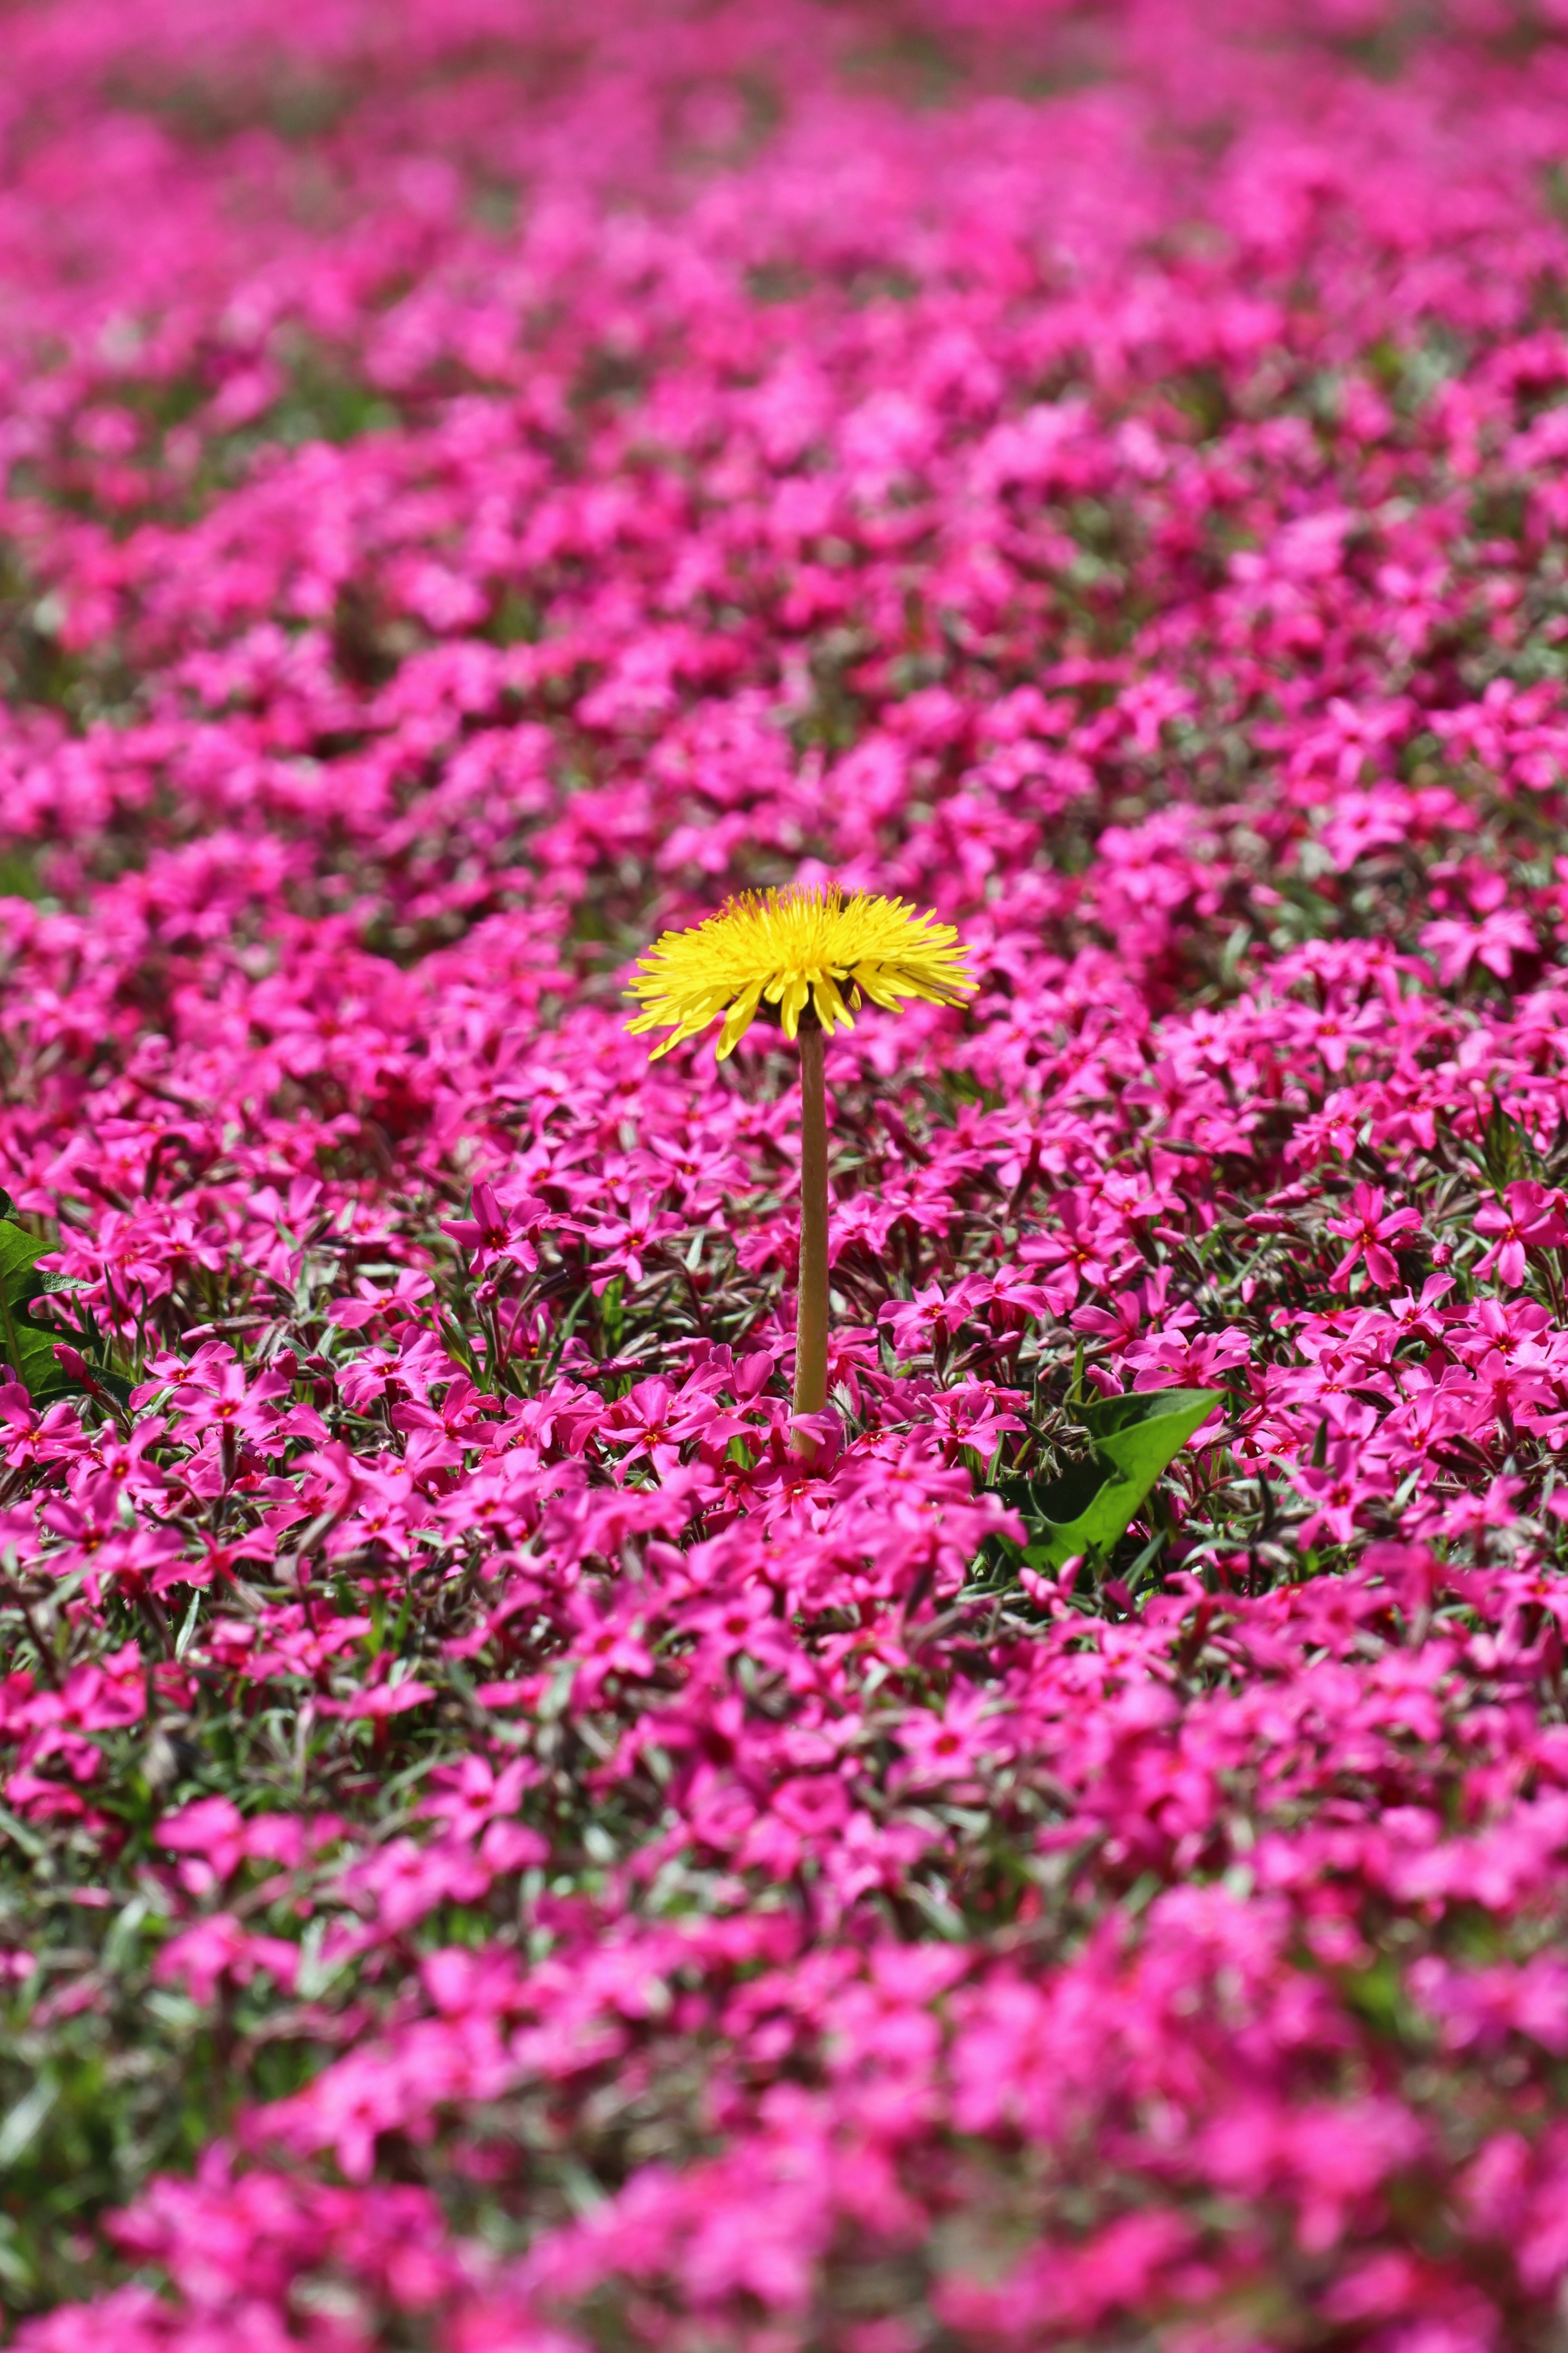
5,3,1568,2346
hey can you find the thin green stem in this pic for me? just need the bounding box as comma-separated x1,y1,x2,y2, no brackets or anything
793,1023,829,1427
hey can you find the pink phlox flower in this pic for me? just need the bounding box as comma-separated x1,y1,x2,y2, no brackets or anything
566,1594,657,1704
1291,1441,1394,1548
1200,2094,1427,2255
91,1417,170,1507
634,1132,746,1215
1116,672,1195,753
540,1476,694,1570
1432,678,1546,768
1456,1352,1560,1436
391,1373,500,1444
48,1206,171,1303
1374,1376,1475,1476
156,1209,232,1284
9,1645,146,1804
920,1378,1025,1459
417,1755,542,1842
600,1374,719,1472
337,1324,464,1413
582,1189,686,1291
1299,997,1391,1075
1018,1199,1123,1311
1383,1274,1457,1343
129,1338,240,1411
1315,783,1421,869
155,1798,311,1895
1296,1317,1397,1372
0,1383,88,1470
679,1584,797,1674
949,1266,1055,1335
169,1360,290,1444
1273,1333,1396,1435
1087,1167,1167,1224
247,1174,324,1233
1427,1475,1527,1544
327,1267,436,1331
153,1912,298,2007
1127,1323,1250,1391
1421,906,1537,984
1448,1298,1556,1362
440,1179,549,1274
1325,1183,1422,1291
156,1795,249,1882
694,1344,777,1405
895,1685,1007,1790
1070,1289,1147,1349
1285,692,1414,788
399,1426,469,1499
421,1944,530,2019
105,2152,464,2312
334,1833,492,1935
877,1278,982,1356
1474,1180,1568,1286
432,1450,561,1543
315,1652,438,1719
495,1381,608,1460
42,1469,133,1553
654,1347,776,1456
321,1462,421,1555
1443,1302,1564,1430
254,2014,513,2180
9,2282,171,2347
1410,1953,1568,2056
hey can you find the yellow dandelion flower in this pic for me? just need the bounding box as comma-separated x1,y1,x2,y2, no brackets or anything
624,884,976,1061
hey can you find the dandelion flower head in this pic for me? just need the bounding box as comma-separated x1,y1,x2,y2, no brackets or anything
626,884,976,1060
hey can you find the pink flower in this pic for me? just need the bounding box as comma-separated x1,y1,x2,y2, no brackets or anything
1326,1184,1422,1291
1292,1441,1394,1547
581,1191,686,1291
440,1181,547,1275
1421,908,1537,985
1474,1182,1568,1287
153,1913,298,2006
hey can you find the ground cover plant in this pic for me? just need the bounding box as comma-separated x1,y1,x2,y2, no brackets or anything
8,0,1568,2343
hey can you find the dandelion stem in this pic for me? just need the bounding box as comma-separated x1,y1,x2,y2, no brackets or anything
793,1023,829,1426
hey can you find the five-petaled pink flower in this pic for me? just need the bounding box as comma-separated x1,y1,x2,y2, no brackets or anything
1326,1184,1422,1292
1474,1182,1568,1287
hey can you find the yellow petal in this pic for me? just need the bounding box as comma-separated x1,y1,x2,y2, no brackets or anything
811,975,855,1035
779,976,810,1040
717,979,765,1059
852,961,905,1010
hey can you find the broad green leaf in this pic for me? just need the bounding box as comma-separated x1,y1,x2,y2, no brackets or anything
0,1224,56,1399
0,1220,44,1294
1080,1386,1226,1484
0,1320,71,1402
1022,1385,1223,1571
0,1218,102,1403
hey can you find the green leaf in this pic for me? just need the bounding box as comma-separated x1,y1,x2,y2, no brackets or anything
0,1220,43,1295
1080,1385,1225,1477
1022,1385,1223,1571
0,1218,100,1403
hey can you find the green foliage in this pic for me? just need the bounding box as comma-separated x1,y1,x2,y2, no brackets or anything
0,1211,119,1405
0,1222,71,1404
1019,1387,1223,1571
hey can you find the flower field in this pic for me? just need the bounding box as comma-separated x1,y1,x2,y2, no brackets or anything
9,0,1568,2344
